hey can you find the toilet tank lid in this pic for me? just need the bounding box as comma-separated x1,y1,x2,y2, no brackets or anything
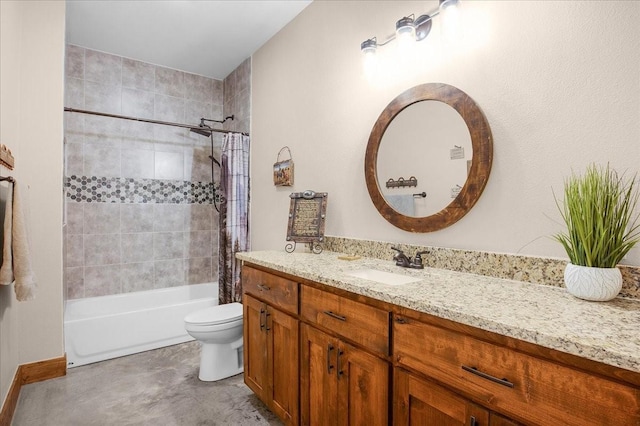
185,302,243,325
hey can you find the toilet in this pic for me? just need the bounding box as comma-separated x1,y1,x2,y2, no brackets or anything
184,302,244,382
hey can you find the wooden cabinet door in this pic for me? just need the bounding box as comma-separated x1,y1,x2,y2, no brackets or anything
300,323,340,426
267,305,299,425
337,341,389,426
244,295,268,401
395,368,489,426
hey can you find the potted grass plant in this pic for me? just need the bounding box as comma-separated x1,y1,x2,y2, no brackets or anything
554,163,640,301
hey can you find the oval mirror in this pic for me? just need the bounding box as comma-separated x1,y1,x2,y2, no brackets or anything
365,83,493,232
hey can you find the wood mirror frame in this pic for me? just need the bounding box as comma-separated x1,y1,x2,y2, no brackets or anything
365,83,493,232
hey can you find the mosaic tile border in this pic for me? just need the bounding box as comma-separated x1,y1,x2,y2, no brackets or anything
323,236,640,300
65,175,222,204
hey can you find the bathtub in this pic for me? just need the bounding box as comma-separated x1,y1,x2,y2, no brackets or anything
64,283,217,368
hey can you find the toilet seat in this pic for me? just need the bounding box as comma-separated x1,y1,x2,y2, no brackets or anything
184,302,243,326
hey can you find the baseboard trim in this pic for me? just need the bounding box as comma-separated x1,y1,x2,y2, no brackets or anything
20,355,67,385
0,355,66,426
0,368,21,426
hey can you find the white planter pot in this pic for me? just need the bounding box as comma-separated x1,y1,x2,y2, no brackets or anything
564,263,622,302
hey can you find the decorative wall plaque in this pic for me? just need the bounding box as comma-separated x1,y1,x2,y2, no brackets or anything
285,190,328,254
273,146,294,186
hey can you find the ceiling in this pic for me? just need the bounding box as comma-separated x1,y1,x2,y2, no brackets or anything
65,0,312,80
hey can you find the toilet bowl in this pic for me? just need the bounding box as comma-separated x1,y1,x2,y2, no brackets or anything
184,302,244,382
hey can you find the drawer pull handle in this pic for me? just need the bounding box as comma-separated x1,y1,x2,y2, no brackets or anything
462,365,514,388
395,317,407,324
327,344,335,374
257,284,271,291
323,310,346,321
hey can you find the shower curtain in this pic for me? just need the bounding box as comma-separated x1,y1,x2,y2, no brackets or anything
218,132,250,304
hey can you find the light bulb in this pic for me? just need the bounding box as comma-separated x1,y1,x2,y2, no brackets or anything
439,0,463,45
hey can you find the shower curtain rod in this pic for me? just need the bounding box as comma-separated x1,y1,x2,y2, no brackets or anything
63,107,249,136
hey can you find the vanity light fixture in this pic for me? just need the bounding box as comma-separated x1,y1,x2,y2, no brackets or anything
360,0,462,56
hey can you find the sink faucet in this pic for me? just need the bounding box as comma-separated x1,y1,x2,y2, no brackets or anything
391,246,411,267
391,247,429,269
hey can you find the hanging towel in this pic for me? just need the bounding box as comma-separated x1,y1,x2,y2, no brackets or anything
0,182,14,285
386,194,415,216
0,181,37,301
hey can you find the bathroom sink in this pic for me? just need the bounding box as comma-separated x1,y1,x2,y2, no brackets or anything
345,268,421,286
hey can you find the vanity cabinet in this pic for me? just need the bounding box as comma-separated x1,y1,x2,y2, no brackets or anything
393,313,640,426
240,260,639,426
242,266,299,425
299,285,391,425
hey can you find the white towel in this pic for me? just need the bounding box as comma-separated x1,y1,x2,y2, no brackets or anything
0,181,37,301
0,182,13,285
386,194,415,216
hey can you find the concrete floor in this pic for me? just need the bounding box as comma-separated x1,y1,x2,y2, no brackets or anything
12,341,283,426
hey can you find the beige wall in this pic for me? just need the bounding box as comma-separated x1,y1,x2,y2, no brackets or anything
252,1,640,266
0,0,65,406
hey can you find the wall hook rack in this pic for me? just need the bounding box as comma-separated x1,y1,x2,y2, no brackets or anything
386,176,418,189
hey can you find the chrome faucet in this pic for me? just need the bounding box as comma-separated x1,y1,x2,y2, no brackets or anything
391,247,429,269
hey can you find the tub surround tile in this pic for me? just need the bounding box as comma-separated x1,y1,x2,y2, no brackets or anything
84,234,121,266
64,267,84,299
83,202,121,234
153,204,185,232
64,202,84,235
63,44,230,301
84,81,122,115
121,87,155,120
154,259,185,288
155,151,184,181
65,235,84,268
184,72,214,104
122,57,155,91
121,262,155,293
85,50,122,87
154,94,185,123
237,250,640,375
65,45,85,79
155,66,184,98
323,236,640,299
185,204,212,231
121,204,154,232
84,265,122,297
186,257,212,285
64,143,84,176
64,77,84,109
121,233,154,263
84,145,122,178
65,176,215,204
121,148,154,179
153,232,184,260
185,231,212,258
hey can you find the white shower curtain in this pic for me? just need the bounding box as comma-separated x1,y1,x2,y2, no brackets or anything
218,132,250,304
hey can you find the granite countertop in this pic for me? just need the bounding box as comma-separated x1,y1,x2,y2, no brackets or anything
237,250,640,375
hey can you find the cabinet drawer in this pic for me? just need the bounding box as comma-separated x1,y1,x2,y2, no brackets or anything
301,285,390,356
242,266,298,315
394,316,639,426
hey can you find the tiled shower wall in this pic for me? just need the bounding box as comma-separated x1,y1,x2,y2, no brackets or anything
63,45,231,300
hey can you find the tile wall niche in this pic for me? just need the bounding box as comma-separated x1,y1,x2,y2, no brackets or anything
63,44,234,300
